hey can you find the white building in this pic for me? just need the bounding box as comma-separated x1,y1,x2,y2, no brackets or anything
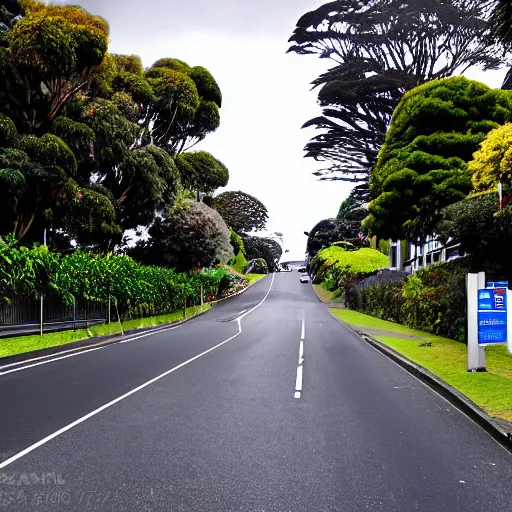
389,237,463,274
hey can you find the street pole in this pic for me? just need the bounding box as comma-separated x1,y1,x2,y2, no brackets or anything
467,272,486,371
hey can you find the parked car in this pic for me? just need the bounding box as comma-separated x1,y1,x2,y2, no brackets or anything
298,267,306,273
299,274,309,283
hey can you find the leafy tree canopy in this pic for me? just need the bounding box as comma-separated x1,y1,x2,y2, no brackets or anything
1,1,109,134
469,123,512,192
288,0,503,186
305,219,338,259
212,191,268,233
242,235,282,272
144,58,221,155
175,151,229,194
439,192,512,266
364,77,512,241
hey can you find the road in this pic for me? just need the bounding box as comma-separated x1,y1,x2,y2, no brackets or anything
0,272,511,511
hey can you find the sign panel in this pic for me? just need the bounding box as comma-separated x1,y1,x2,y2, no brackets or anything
478,288,508,344
487,281,509,289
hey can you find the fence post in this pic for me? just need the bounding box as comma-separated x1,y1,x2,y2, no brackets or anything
113,297,124,336
39,295,44,336
183,296,187,319
108,294,111,324
200,283,204,308
73,296,76,331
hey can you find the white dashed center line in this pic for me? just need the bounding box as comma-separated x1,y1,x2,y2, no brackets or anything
295,317,305,399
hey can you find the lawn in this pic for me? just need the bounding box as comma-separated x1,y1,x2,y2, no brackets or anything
331,309,512,422
0,304,210,359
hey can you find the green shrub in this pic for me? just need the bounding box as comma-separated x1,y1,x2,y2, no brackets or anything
310,246,389,292
0,238,231,318
346,260,471,342
331,241,357,251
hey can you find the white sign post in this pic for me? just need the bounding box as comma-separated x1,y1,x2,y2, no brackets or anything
467,272,486,372
508,289,512,355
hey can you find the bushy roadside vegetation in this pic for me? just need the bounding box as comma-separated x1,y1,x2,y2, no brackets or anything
0,239,232,319
345,259,478,342
310,245,389,295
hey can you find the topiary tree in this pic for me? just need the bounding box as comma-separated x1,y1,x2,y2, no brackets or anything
364,77,512,241
212,191,268,233
137,200,233,272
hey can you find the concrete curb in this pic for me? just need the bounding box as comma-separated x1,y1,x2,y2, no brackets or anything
328,310,512,452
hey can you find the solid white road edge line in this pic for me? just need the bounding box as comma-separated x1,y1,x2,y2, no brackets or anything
0,322,185,376
0,273,275,469
301,317,305,340
0,274,276,376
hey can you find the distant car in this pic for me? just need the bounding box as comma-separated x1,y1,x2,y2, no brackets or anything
299,274,309,283
298,267,306,273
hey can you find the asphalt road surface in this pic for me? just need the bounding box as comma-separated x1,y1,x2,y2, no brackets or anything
0,272,511,511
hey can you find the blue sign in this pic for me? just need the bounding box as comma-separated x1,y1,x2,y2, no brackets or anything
478,288,508,344
487,281,509,289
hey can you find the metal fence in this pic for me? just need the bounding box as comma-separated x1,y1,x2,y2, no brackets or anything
0,296,107,338
348,269,409,295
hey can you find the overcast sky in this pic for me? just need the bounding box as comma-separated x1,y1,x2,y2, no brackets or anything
64,0,508,262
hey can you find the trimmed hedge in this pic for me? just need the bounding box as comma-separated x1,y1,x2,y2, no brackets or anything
310,246,389,292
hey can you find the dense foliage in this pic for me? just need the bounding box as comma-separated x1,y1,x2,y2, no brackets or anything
469,123,512,192
212,191,268,233
288,0,502,185
0,1,225,249
365,77,512,241
0,238,231,318
134,200,233,272
439,192,512,268
310,246,389,292
175,151,229,195
305,219,338,260
242,235,282,272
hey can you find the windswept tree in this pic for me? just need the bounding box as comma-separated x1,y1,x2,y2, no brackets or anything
364,77,512,241
288,0,503,188
212,191,268,233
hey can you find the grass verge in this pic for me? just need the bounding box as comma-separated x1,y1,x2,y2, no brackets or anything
313,284,333,304
245,273,267,285
331,309,512,423
0,304,210,359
